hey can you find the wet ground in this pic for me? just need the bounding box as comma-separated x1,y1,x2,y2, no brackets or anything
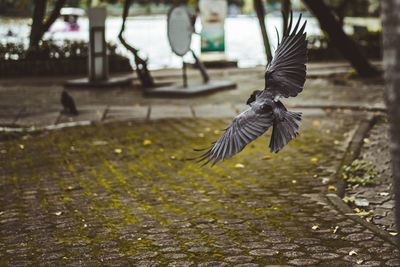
0,62,398,265
1,111,399,266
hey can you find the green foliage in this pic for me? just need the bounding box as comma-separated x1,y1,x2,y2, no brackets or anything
307,30,381,61
324,0,380,17
342,159,379,186
0,40,118,61
0,40,131,76
0,0,32,15
66,0,81,7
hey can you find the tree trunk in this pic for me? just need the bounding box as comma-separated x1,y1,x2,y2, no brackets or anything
254,0,272,63
381,0,400,247
29,0,47,50
118,0,154,88
29,0,66,50
333,0,348,27
302,0,378,77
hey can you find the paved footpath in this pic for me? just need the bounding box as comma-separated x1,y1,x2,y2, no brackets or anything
1,62,399,266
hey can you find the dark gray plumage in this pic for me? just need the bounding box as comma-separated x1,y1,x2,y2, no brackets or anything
197,12,307,166
61,90,79,116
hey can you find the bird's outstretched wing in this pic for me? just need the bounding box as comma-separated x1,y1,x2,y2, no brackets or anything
196,105,273,166
265,12,307,99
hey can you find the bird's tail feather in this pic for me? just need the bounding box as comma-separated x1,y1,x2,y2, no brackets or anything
269,110,301,153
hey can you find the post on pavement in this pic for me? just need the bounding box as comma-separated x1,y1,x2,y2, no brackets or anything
88,7,108,82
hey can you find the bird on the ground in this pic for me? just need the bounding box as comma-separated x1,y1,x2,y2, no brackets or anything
61,90,79,115
196,12,307,166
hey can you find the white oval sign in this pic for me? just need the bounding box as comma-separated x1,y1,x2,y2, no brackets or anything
167,6,193,56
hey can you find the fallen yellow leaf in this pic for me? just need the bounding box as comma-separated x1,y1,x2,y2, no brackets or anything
311,157,319,162
333,226,339,233
356,260,363,265
143,140,152,146
66,186,74,191
198,133,205,138
19,144,24,150
55,211,63,216
333,140,340,145
204,127,211,132
114,148,122,154
312,225,319,230
349,250,357,256
328,185,337,191
354,207,361,213
292,180,297,184
214,130,220,134
170,155,177,160
389,232,398,236
262,155,271,160
312,120,320,126
363,138,370,144
234,163,245,169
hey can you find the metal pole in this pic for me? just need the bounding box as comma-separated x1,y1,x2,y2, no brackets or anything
191,50,209,84
182,61,188,88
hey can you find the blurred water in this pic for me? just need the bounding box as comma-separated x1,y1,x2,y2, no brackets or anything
0,15,322,69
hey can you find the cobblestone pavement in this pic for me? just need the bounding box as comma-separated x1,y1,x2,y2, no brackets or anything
345,116,396,233
1,110,399,266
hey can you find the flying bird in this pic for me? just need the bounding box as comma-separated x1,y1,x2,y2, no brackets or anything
197,12,307,166
61,90,79,116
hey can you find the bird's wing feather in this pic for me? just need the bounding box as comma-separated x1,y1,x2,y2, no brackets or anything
265,12,307,99
197,105,273,166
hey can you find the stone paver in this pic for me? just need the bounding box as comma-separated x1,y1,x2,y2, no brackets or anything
15,107,60,127
0,107,23,126
150,105,193,119
104,106,149,122
193,104,237,118
1,111,398,265
58,105,106,124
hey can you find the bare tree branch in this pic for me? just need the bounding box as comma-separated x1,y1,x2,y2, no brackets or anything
254,0,272,63
43,0,67,32
281,0,290,33
118,0,154,88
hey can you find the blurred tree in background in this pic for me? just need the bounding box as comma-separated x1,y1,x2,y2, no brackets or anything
2,0,381,78
324,0,380,17
303,0,378,76
29,0,67,52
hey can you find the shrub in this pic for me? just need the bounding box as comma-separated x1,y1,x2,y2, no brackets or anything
342,159,379,186
0,40,132,76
